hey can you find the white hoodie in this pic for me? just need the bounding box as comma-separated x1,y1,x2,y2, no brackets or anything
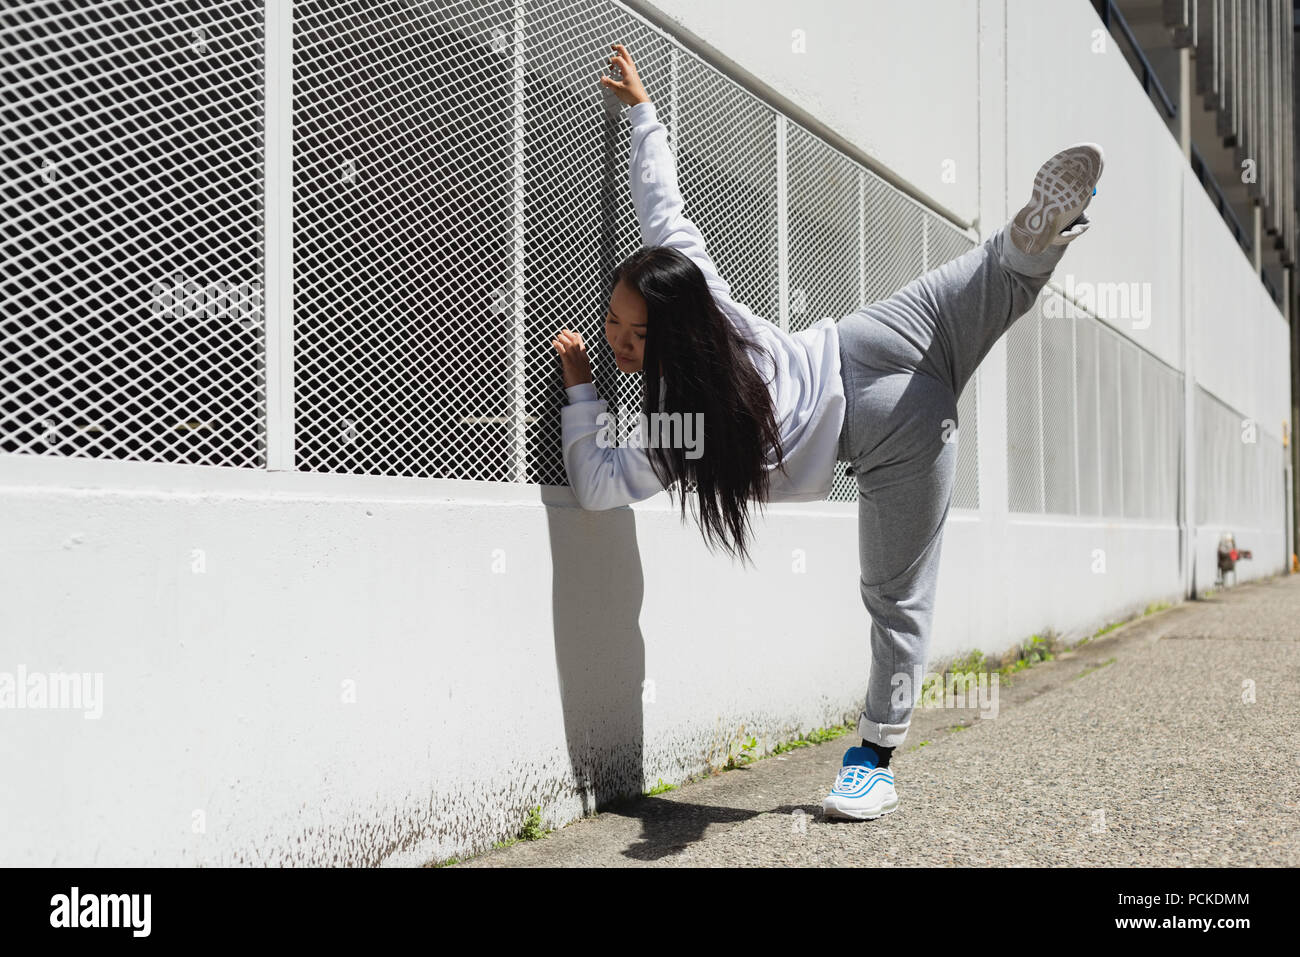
560,100,846,510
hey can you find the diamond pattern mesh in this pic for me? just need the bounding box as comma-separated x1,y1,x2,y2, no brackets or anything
822,204,979,506
1007,290,1185,522
4,0,979,507
1041,307,1077,515
293,0,523,478
674,55,779,331
786,124,860,337
952,365,979,510
1096,324,1124,516
1074,315,1101,516
2,0,267,466
1142,356,1182,523
1119,339,1145,520
291,0,978,500
1196,385,1285,530
3,0,1282,548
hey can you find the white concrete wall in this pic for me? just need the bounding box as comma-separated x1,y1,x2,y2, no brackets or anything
0,457,868,866
1006,0,1185,368
639,0,980,224
1187,175,1292,435
0,0,1290,865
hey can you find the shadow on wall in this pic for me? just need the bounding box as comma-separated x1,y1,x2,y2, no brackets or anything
539,493,772,864
541,490,646,817
531,64,654,821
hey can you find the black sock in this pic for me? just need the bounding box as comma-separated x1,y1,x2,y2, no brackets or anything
861,739,894,768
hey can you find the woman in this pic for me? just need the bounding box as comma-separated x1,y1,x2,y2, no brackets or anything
553,43,1103,821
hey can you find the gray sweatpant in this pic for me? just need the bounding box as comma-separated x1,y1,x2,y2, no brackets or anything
835,223,1068,748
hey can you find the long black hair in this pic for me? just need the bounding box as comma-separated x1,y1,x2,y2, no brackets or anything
610,245,786,565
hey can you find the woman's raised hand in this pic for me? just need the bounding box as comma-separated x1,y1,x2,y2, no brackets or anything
599,43,650,107
552,328,593,389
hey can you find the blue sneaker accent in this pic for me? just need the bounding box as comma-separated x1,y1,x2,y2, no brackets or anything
842,745,880,769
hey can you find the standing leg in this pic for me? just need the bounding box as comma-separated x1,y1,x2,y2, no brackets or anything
852,371,959,749
823,357,957,820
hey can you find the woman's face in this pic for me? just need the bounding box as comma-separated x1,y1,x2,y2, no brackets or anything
605,279,647,374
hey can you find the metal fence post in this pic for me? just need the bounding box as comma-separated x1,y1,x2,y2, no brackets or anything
264,0,295,471
775,114,790,333
510,0,527,483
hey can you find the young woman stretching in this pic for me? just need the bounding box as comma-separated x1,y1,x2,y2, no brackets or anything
553,44,1104,821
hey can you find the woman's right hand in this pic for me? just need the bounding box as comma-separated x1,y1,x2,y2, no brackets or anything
552,328,593,389
599,43,650,107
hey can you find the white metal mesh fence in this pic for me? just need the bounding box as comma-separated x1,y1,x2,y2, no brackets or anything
1142,349,1181,520
786,124,860,337
951,362,979,510
21,0,1281,544
293,0,530,479
1074,314,1101,515
290,0,978,501
1006,291,1183,523
1119,340,1145,520
1195,385,1285,532
2,0,267,466
0,0,978,504
3,0,1287,551
1096,323,1124,515
1041,299,1077,515
1006,297,1044,513
784,117,978,505
0,0,977,508
675,55,779,330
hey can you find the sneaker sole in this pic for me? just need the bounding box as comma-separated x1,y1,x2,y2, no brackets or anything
1010,143,1104,255
821,794,900,821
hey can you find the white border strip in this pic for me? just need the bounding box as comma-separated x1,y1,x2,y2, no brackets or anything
263,0,295,471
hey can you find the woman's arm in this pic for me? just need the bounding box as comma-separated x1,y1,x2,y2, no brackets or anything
560,382,666,510
602,44,739,309
553,327,666,509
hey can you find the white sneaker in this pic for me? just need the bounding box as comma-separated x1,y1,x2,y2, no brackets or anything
1010,143,1105,255
821,747,899,821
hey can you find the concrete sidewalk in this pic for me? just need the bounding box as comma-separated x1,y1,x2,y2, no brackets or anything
451,575,1300,867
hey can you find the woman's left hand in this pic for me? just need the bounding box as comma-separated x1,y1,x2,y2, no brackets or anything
552,328,593,388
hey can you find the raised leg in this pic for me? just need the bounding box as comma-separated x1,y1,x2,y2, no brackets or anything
843,225,1067,403
914,225,1067,398
837,142,1104,755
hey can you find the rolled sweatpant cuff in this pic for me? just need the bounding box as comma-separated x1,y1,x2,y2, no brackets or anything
996,223,1068,279
858,712,910,749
